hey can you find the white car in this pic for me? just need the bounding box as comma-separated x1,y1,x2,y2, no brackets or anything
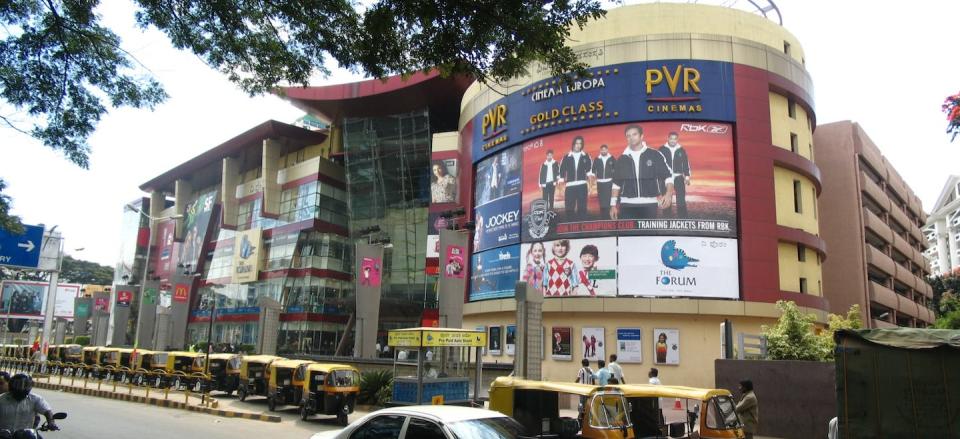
309,405,526,439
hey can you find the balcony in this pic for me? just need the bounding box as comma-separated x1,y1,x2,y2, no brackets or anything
862,210,893,242
868,281,899,310
889,207,911,236
892,234,913,261
859,172,890,211
865,245,896,276
896,294,920,320
893,264,917,290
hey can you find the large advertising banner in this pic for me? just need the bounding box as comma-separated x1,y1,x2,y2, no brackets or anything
431,158,460,204
519,237,617,297
653,328,680,365
0,281,81,319
521,120,736,241
469,245,521,301
474,146,522,207
473,194,521,251
618,236,739,298
232,228,263,284
154,219,177,279
551,326,572,361
178,190,217,269
472,60,736,162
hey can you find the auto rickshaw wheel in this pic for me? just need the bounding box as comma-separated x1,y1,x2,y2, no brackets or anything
267,396,277,411
300,405,309,421
238,387,247,401
173,377,182,390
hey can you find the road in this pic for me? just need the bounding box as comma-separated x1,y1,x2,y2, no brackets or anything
36,388,345,439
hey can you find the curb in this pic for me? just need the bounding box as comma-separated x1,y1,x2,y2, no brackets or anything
33,381,281,423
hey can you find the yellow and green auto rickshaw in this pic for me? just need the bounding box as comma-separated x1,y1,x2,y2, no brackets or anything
79,346,100,377
158,351,204,389
489,377,634,439
194,353,242,395
614,384,746,439
298,363,360,425
132,351,167,387
266,359,314,411
97,347,122,380
237,355,285,401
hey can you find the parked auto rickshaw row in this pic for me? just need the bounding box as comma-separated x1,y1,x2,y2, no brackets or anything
0,345,360,426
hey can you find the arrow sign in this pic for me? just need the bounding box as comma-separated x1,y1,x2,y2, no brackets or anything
0,224,45,269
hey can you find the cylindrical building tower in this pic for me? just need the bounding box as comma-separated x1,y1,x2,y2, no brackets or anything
459,3,825,387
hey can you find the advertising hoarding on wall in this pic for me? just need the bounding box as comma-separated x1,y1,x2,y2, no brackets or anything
581,327,606,362
519,237,617,297
616,328,643,363
618,236,739,298
469,245,521,301
473,194,521,252
178,190,218,269
232,228,262,284
1,281,82,319
431,158,460,204
550,326,572,361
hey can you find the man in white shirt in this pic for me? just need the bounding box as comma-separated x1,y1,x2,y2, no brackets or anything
648,367,661,385
607,354,626,384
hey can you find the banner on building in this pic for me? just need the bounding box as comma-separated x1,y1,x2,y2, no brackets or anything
232,228,263,284
178,190,218,269
469,244,521,301
506,325,516,356
115,287,134,307
173,284,189,302
438,229,469,329
550,326,572,361
520,237,617,297
581,327,606,362
0,281,81,319
618,236,739,298
355,243,385,359
489,326,502,356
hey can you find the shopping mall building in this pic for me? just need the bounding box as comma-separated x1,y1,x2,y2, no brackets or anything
115,3,834,387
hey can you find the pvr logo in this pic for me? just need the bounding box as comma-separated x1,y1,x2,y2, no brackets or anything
481,104,508,139
645,65,701,95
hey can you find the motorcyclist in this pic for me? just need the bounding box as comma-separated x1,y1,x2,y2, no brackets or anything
0,374,58,432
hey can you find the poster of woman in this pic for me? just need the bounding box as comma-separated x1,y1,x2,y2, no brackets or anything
551,327,572,360
431,159,459,204
653,328,680,365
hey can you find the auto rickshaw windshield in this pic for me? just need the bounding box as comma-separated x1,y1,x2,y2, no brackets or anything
706,395,742,430
329,370,359,387
588,393,632,430
66,346,82,356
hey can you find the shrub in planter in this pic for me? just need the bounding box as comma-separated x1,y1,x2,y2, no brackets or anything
359,369,393,407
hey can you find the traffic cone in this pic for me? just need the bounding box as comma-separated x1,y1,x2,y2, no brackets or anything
673,399,682,410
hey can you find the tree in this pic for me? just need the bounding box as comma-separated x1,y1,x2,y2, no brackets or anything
1,0,605,231
818,304,862,360
762,300,823,361
929,269,960,317
59,255,114,285
934,291,960,329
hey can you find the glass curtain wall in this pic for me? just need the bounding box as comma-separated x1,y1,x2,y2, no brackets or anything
342,110,435,332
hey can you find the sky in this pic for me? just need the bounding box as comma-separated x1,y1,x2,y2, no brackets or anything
1,0,959,267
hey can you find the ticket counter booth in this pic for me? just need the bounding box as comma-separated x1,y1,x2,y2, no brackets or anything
387,327,485,406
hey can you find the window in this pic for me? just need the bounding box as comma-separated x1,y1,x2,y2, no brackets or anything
350,415,405,439
706,396,741,430
799,277,808,294
783,41,791,56
809,144,815,161
797,244,806,262
793,180,803,213
812,188,818,219
790,133,799,153
788,99,796,119
405,418,446,439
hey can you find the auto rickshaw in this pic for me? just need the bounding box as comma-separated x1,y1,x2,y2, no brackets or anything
266,359,315,411
237,355,285,401
614,384,746,439
298,363,360,425
489,377,634,439
194,353,241,395
114,348,145,383
52,344,82,376
97,347,122,380
133,351,168,387
158,351,204,389
80,346,100,377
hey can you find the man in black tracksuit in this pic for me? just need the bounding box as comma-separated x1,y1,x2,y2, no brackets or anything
658,132,691,217
611,125,674,220
539,149,560,210
558,136,592,221
591,144,616,219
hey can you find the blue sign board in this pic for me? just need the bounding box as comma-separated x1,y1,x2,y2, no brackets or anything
0,224,44,269
473,194,521,252
469,244,521,301
473,60,736,162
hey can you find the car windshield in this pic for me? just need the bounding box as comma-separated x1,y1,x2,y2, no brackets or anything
447,416,526,439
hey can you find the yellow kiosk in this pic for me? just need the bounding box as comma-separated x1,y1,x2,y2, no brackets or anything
387,327,486,406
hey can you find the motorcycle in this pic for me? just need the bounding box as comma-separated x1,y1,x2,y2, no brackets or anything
0,412,67,439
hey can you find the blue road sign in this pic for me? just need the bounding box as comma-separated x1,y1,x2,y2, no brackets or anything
0,224,45,269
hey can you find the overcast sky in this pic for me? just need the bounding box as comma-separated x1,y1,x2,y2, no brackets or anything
1,0,959,267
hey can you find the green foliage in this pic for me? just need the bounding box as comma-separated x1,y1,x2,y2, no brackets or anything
929,271,960,318
60,256,114,285
134,0,606,93
934,292,960,329
63,336,73,344
239,344,255,354
0,179,24,233
763,300,825,361
818,304,863,360
73,335,90,346
358,369,393,407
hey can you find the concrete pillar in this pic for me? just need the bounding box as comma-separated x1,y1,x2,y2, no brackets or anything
153,308,172,351
257,297,282,355
174,179,193,239
438,229,469,330
73,297,92,337
168,275,192,350
948,219,960,271
108,286,135,346
354,243,385,359
515,282,544,380
936,220,951,275
136,281,159,349
91,291,110,346
221,157,240,229
262,139,282,218
54,319,67,344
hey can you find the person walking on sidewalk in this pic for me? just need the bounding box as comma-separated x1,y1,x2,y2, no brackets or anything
607,354,625,384
735,379,759,439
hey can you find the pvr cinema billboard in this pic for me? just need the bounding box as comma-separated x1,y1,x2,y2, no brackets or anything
469,60,740,301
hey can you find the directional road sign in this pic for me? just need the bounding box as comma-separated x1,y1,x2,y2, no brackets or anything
0,224,45,269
